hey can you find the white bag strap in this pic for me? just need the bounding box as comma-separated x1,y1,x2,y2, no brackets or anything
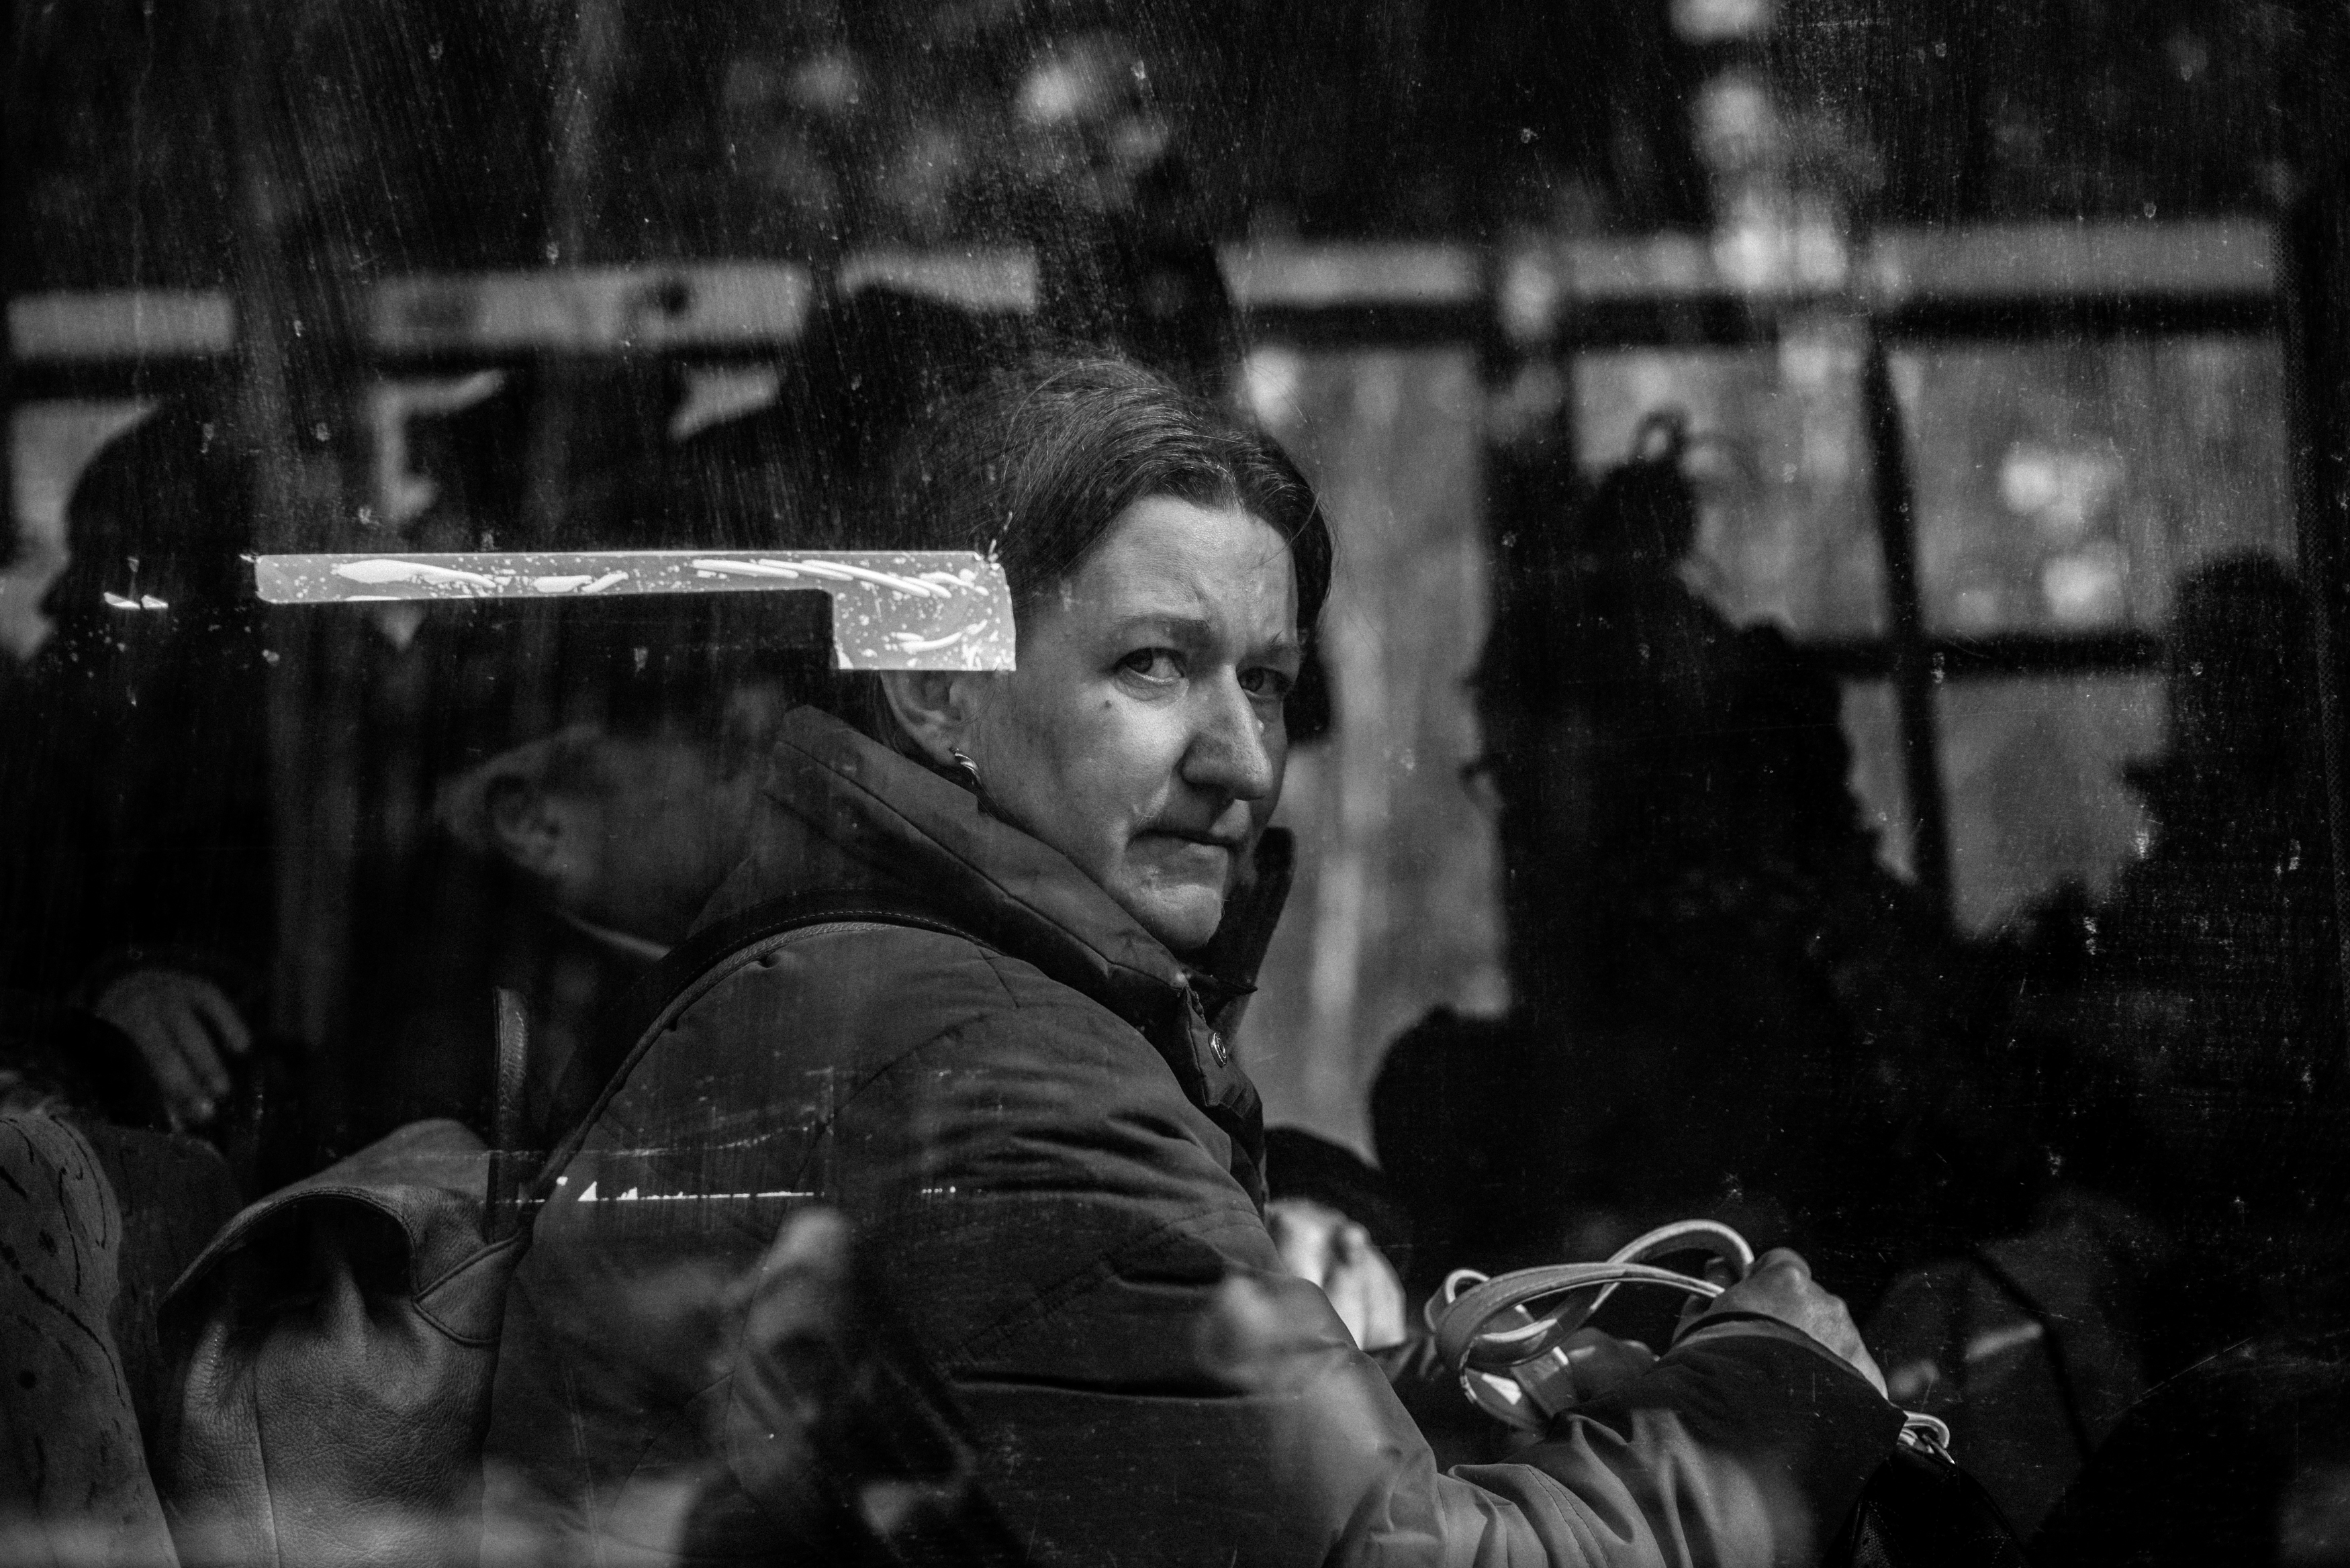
1427,1220,1754,1430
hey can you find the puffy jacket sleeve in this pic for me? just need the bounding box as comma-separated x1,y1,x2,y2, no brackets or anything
817,957,1901,1567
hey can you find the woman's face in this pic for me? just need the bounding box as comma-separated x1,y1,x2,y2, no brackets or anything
965,495,1303,953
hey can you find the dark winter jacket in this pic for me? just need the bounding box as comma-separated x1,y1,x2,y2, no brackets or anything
481,705,1900,1565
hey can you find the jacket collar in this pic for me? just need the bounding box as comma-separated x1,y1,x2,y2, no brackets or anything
699,706,1282,1195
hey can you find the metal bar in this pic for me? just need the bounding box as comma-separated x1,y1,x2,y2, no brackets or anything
215,0,363,1091
1861,332,1955,918
248,549,1015,671
372,264,812,360
5,218,2290,377
1527,295,2275,352
19,291,2271,378
1542,299,1785,350
1860,219,2275,302
838,248,1037,313
1239,302,1488,349
1,295,12,573
367,344,796,378
2282,185,2350,1081
1800,631,2165,680
8,360,228,401
1872,296,2275,343
1472,245,1602,1020
9,290,2277,373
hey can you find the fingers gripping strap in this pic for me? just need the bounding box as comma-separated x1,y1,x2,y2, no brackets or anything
1430,1220,1756,1431
1436,1263,1724,1370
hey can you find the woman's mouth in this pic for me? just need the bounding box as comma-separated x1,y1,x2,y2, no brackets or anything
1132,829,1244,883
1146,827,1246,854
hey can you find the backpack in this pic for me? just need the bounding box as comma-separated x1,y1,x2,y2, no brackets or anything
148,892,979,1568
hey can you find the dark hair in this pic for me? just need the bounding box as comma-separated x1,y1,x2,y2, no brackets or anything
865,352,1331,627
835,352,1333,740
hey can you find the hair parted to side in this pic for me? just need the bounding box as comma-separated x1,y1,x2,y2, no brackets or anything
868,352,1331,626
833,351,1333,743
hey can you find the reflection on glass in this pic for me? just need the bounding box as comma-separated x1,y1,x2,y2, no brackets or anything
1892,337,2291,635
1571,328,1884,638
1936,674,2166,932
5,400,157,658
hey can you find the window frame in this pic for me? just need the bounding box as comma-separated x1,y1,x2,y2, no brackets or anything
1483,222,2289,922
2,217,2326,988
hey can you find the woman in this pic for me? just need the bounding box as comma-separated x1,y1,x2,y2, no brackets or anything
482,355,1899,1565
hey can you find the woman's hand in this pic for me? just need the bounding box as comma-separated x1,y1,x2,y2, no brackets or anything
91,968,249,1128
1685,1247,1887,1396
1551,1326,1659,1402
1265,1197,1409,1352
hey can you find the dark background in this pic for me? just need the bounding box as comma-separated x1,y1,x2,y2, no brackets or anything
12,0,2350,292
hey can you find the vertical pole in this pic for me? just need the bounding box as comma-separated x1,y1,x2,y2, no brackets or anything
1478,250,1593,1021
510,0,625,742
2282,185,2350,1081
218,0,369,1138
1,285,15,581
1,29,21,579
1862,330,1955,919
220,0,317,1051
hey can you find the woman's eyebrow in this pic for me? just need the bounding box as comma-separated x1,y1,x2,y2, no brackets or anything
1109,613,1304,656
1107,611,1216,644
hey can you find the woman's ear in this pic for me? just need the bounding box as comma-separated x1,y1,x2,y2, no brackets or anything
877,670,987,769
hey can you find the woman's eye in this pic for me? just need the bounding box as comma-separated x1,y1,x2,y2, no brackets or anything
1118,648,1185,683
1239,667,1296,702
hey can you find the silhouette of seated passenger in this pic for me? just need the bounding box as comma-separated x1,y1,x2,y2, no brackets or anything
2011,554,2350,1363
416,677,798,1142
2098,554,2336,1093
0,401,274,1136
1376,412,2002,1320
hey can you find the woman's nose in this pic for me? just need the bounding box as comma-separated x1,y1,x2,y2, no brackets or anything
1182,675,1278,801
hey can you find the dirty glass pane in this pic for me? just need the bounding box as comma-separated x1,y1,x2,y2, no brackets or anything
14,1,2350,1558
1235,345,1505,1157
1570,329,1884,638
1892,337,2294,634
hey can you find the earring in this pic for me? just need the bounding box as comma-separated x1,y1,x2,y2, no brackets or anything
949,748,984,796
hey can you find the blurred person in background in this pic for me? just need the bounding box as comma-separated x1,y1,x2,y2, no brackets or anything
2073,556,2336,1106
2008,553,2349,1366
1374,414,2018,1326
0,399,278,1138
395,669,802,1144
0,405,265,1552
1826,557,2350,1538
